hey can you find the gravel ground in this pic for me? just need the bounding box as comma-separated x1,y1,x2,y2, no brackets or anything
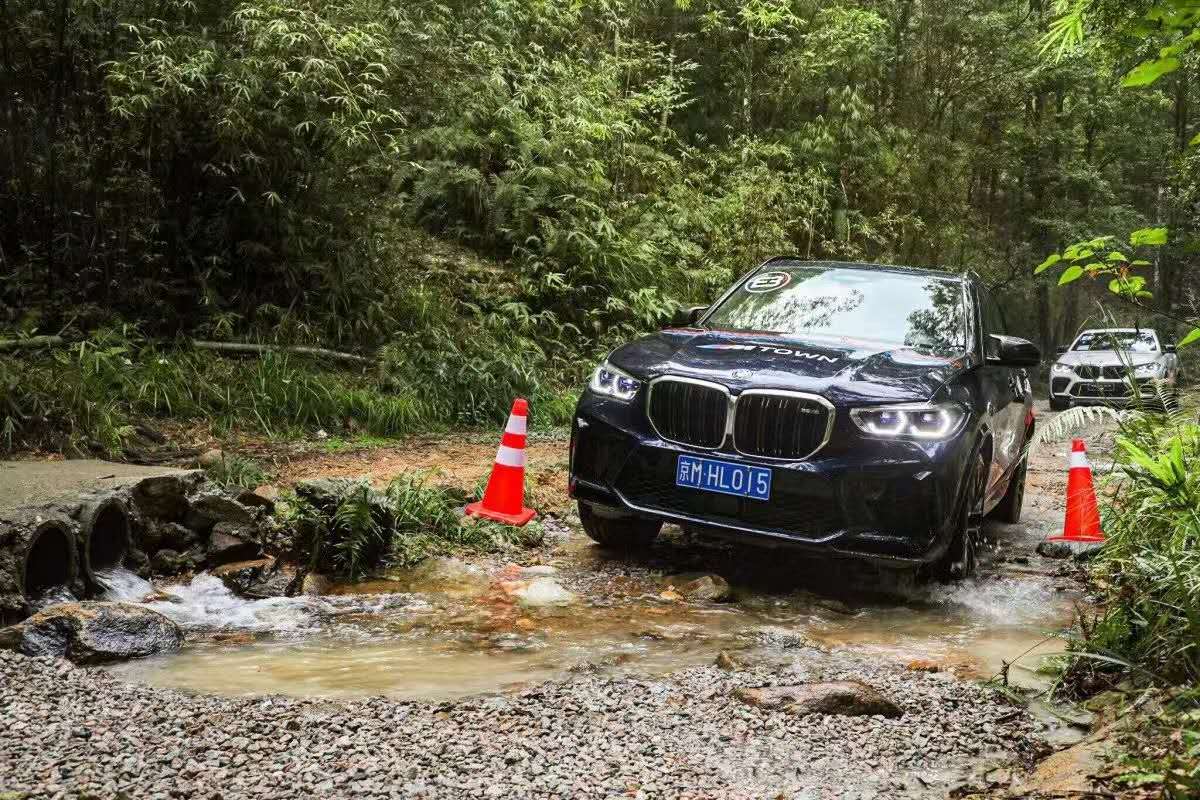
0,648,1044,800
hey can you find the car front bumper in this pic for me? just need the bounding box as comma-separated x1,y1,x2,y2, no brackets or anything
568,391,975,567
1050,374,1163,405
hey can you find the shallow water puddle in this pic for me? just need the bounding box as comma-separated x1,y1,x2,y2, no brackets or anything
104,537,1075,701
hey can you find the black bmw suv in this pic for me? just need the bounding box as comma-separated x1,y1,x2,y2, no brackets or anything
568,259,1040,580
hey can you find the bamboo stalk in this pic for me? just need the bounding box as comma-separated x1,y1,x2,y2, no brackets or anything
190,340,373,365
0,335,64,351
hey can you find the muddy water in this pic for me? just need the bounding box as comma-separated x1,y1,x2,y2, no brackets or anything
107,521,1076,700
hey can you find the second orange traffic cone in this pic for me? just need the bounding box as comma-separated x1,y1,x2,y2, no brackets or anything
465,398,536,526
1047,439,1104,543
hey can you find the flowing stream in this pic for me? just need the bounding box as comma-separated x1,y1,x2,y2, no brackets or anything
103,536,1076,702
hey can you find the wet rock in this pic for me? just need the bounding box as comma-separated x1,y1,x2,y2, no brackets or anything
186,492,257,530
905,659,940,673
235,488,275,512
214,559,293,599
206,522,262,566
670,573,731,603
715,651,742,671
130,473,200,520
513,577,576,608
0,602,183,664
1036,541,1074,559
143,521,201,553
734,681,903,718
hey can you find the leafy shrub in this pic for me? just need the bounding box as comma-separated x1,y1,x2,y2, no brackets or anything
285,472,543,579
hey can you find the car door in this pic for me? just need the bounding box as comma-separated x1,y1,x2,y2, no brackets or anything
976,287,1024,502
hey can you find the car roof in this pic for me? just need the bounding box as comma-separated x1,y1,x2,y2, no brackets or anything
760,257,966,282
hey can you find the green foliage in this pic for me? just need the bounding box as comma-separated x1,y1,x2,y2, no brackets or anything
286,473,542,578
1066,405,1200,690
203,454,269,489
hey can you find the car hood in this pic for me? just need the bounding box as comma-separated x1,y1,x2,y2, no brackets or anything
608,328,973,406
1057,351,1160,367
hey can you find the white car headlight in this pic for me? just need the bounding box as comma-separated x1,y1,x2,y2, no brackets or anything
1051,362,1073,375
589,360,642,401
850,402,968,440
1133,361,1165,378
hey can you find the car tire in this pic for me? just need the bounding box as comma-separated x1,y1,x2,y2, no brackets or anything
1049,396,1070,411
990,456,1027,524
578,503,662,549
932,451,985,582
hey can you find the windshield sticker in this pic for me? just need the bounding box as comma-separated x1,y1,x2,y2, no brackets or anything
744,271,792,293
699,343,839,364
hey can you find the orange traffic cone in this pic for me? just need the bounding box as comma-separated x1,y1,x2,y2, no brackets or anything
1047,439,1104,543
466,398,536,526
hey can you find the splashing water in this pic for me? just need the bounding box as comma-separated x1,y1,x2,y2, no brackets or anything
95,567,154,602
95,567,322,633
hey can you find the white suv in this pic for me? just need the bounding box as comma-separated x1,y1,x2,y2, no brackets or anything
1049,328,1180,410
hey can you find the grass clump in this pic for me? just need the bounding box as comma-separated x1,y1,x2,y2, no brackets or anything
203,454,269,489
285,472,543,580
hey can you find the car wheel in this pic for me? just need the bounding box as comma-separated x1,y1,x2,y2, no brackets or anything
578,502,662,549
1049,396,1070,411
933,451,985,582
990,455,1027,524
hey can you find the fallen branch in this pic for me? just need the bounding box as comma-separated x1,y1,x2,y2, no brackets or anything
0,335,64,352
190,340,373,365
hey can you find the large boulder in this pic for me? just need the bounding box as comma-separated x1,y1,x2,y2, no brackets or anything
0,601,183,664
185,491,258,531
734,681,903,718
130,473,202,521
206,522,262,566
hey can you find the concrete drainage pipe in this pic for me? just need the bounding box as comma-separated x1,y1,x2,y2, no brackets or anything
13,520,80,620
79,499,131,591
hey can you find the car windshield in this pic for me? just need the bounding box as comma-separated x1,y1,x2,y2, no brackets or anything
1072,331,1157,352
702,265,968,356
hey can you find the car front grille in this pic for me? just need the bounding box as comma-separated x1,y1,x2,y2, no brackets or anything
1074,365,1131,380
647,379,728,449
615,448,840,539
733,392,831,459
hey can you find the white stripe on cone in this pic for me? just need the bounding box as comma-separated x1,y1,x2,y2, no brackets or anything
1070,451,1089,469
505,415,527,435
495,444,526,467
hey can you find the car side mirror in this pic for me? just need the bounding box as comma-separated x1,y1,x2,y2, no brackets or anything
1165,343,1177,353
671,305,708,327
1056,345,1068,355
988,335,1041,367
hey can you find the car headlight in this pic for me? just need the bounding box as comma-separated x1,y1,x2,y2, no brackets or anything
1051,362,1073,375
850,402,968,440
1133,361,1165,378
588,360,642,401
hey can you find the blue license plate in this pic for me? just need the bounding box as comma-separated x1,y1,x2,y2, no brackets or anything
676,455,772,501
